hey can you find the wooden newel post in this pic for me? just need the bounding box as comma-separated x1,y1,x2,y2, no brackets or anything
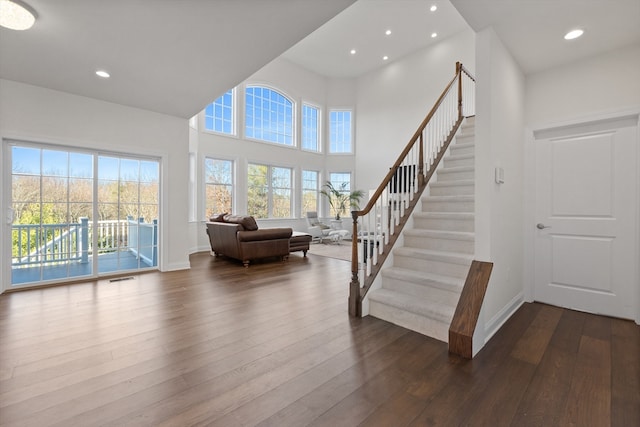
349,211,361,317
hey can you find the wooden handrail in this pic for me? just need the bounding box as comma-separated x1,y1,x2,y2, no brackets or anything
348,62,476,317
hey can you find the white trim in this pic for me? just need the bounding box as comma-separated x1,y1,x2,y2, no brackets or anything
525,108,640,324
484,291,525,344
3,139,164,289
162,261,191,272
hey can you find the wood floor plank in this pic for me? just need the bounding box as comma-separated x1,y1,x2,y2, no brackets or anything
611,318,640,427
510,308,584,426
510,303,563,365
559,335,612,427
0,253,637,427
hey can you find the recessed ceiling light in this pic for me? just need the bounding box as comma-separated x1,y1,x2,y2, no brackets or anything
96,70,110,78
350,49,356,55
430,5,437,12
431,32,438,38
564,29,584,40
383,56,389,61
0,0,37,30
385,29,392,36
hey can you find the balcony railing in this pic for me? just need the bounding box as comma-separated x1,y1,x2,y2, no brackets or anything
12,217,158,268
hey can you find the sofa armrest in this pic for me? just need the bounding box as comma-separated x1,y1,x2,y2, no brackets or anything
237,227,292,242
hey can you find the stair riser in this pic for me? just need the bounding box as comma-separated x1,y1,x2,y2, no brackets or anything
449,145,474,156
394,255,470,278
381,278,462,306
403,235,474,253
437,169,474,181
369,301,450,342
422,200,474,212
414,217,475,232
430,185,474,196
444,157,474,169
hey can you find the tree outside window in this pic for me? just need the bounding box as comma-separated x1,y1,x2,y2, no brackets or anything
301,170,319,216
247,163,268,218
205,158,233,217
271,167,292,218
247,163,292,219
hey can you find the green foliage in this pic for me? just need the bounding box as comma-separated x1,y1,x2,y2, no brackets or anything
320,181,364,220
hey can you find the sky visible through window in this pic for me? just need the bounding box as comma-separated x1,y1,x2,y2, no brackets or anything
12,146,158,182
245,86,293,146
205,89,233,134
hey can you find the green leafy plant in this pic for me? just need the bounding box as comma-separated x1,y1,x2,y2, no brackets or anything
320,181,364,220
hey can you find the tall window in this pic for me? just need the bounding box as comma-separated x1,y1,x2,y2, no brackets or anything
204,158,233,217
301,170,319,215
302,104,320,152
245,86,294,146
204,89,234,135
247,163,292,219
328,172,352,218
329,109,353,153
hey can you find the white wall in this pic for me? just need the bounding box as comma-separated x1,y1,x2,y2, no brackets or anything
523,43,640,324
192,58,358,252
474,28,526,350
0,79,191,282
355,29,476,193
525,44,640,127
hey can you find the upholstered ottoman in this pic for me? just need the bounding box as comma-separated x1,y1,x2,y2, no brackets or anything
290,232,312,256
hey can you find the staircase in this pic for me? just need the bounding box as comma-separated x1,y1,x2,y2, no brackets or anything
368,117,475,342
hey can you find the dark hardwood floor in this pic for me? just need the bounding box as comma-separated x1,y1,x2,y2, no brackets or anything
1,251,638,426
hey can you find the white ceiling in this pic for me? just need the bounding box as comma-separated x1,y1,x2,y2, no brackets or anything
451,0,640,75
281,0,469,78
1,0,639,119
0,0,356,118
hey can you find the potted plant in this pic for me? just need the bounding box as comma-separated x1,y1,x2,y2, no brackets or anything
320,181,364,221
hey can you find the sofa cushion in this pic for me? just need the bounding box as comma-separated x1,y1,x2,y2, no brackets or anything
209,212,228,222
223,214,259,231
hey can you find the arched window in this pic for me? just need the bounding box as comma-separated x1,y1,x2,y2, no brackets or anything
245,86,294,146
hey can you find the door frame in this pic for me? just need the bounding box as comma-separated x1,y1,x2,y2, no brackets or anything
1,139,163,292
524,109,640,325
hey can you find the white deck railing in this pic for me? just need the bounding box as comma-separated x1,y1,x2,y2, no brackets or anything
12,217,157,267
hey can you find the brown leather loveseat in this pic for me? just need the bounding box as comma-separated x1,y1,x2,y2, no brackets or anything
206,214,292,267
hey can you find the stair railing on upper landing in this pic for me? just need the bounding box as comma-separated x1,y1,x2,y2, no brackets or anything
348,61,476,317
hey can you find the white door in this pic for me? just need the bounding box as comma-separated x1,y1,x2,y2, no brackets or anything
534,115,638,320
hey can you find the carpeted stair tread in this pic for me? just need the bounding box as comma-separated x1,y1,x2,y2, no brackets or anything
393,246,473,264
369,288,455,323
403,228,474,241
381,266,464,292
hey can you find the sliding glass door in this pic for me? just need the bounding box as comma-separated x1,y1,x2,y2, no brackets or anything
8,142,159,287
96,155,159,273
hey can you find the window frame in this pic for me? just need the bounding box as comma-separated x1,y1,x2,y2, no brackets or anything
247,162,293,219
301,169,320,217
329,109,354,154
203,157,234,219
328,171,353,218
301,102,321,153
204,89,235,136
245,85,295,147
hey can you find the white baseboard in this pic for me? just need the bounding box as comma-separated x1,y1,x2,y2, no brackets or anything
484,292,524,344
162,261,191,272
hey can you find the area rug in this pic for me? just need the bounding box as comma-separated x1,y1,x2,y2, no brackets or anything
307,241,352,261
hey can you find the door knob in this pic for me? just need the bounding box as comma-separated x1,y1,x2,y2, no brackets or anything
536,223,550,229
